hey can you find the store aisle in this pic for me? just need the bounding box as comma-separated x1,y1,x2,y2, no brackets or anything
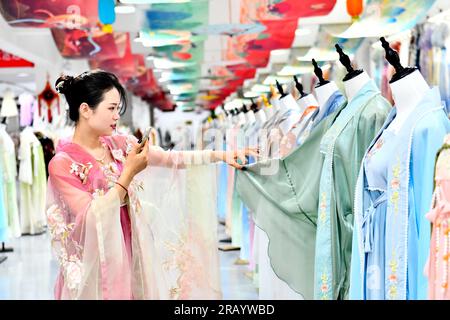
0,225,258,300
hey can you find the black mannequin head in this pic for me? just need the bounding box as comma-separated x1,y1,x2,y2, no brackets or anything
293,75,308,98
275,80,287,98
250,98,258,112
380,37,417,83
312,59,330,87
335,44,363,81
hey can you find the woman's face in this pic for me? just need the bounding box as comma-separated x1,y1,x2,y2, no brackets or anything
85,88,121,136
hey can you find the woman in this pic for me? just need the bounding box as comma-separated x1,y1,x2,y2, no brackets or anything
46,70,257,299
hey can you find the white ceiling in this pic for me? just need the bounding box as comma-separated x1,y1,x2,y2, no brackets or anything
1,0,450,98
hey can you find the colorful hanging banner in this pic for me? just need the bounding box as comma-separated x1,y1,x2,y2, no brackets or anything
0,49,34,67
332,0,436,38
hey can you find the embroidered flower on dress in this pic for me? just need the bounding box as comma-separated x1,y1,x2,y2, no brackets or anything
65,259,83,290
47,204,67,240
70,162,92,185
111,149,125,162
92,189,105,199
388,258,398,299
70,163,79,174
320,273,330,299
125,136,136,155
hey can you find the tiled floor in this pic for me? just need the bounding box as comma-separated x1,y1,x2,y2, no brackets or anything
0,225,258,300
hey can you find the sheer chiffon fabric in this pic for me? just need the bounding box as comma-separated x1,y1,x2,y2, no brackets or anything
46,134,220,299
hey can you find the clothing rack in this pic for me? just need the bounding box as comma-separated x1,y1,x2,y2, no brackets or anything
0,242,13,265
1,242,13,253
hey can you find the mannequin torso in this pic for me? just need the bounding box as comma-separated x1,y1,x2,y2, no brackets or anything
245,110,257,126
280,94,300,114
264,106,274,119
344,70,371,102
388,69,430,133
315,81,339,108
315,81,339,120
297,94,318,112
238,111,247,127
255,109,267,125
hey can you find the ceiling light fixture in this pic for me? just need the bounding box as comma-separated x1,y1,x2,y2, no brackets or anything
295,28,312,37
115,5,136,14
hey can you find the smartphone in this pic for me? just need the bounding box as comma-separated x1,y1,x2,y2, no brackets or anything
138,127,152,149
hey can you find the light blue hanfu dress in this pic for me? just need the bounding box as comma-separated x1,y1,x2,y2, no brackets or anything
350,87,450,300
359,128,398,299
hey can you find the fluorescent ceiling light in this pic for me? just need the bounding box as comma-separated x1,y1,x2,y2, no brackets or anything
243,91,259,98
297,48,340,62
428,8,450,23
295,28,312,37
250,84,271,93
152,57,196,69
277,65,314,76
271,49,289,56
263,75,291,85
114,5,136,14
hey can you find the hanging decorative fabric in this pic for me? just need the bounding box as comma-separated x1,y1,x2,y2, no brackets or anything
333,0,436,39
0,0,98,29
37,76,60,123
51,29,128,60
98,0,115,33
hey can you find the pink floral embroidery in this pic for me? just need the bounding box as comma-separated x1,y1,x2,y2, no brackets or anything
319,193,327,223
390,158,401,215
390,179,400,190
70,162,93,185
111,149,125,162
320,273,330,300
47,204,71,241
65,257,83,290
367,137,384,161
388,257,398,299
46,205,83,292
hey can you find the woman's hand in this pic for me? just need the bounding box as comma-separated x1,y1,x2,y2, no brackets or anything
123,140,149,177
215,148,260,169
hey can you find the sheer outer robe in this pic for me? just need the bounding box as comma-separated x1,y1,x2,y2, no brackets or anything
314,81,391,300
351,87,450,300
46,135,220,299
235,98,347,299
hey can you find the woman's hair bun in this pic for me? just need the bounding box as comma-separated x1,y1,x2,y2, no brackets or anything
55,75,75,94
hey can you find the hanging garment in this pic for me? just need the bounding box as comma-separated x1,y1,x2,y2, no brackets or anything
311,90,347,130
47,134,221,299
256,225,304,299
278,105,318,157
314,81,391,300
425,134,450,300
280,92,346,157
235,98,348,299
217,161,228,222
19,127,47,235
0,124,21,238
35,132,55,178
1,90,18,117
0,157,7,242
18,92,35,127
350,87,450,300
